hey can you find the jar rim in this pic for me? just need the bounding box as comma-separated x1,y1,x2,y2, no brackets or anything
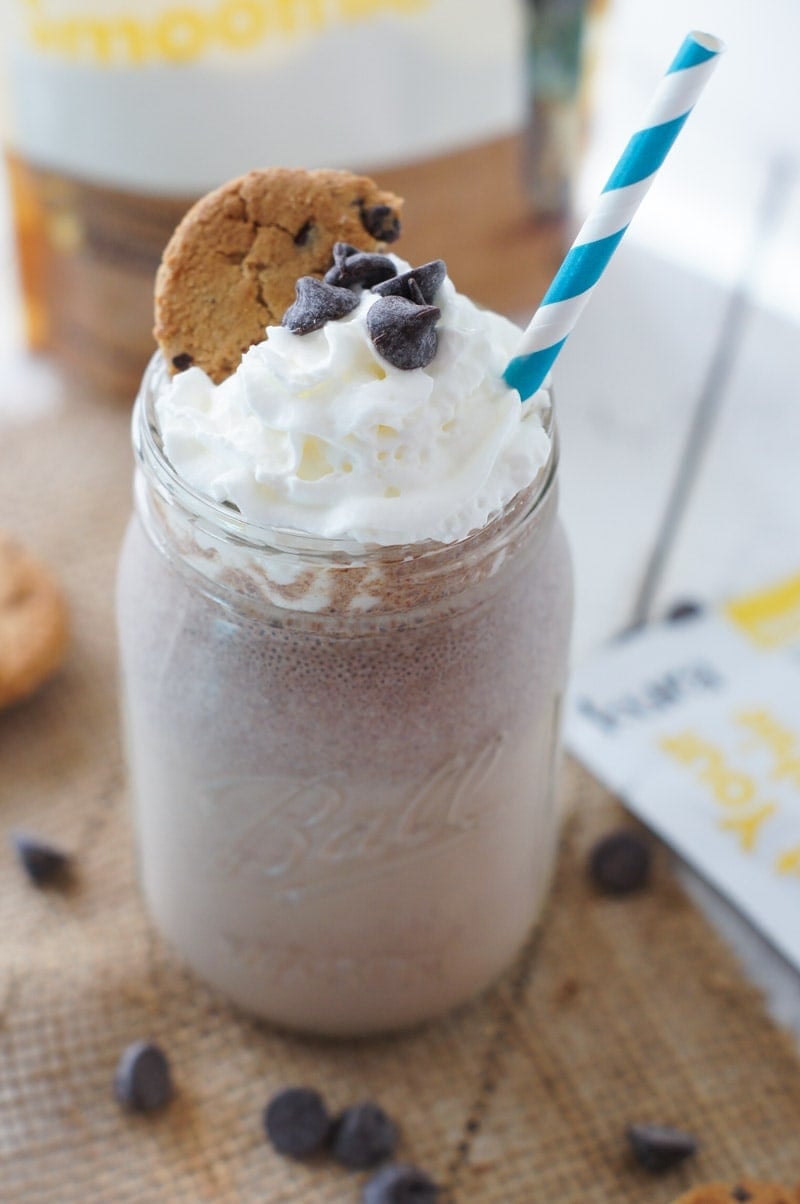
133,351,559,567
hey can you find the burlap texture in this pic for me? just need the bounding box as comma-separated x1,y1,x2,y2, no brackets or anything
2,385,800,1203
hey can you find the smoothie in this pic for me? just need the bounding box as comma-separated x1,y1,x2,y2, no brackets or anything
116,178,572,1034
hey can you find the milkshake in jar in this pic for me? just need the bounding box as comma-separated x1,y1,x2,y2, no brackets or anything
116,169,573,1035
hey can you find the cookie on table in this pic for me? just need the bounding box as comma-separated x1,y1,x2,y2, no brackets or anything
673,1182,800,1203
154,167,404,384
0,532,68,709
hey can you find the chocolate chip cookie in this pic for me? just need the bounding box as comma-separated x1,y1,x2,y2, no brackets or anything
0,532,68,709
154,168,403,384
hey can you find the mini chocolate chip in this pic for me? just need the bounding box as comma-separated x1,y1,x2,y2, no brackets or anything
362,1164,439,1204
361,203,401,243
332,1101,398,1169
11,832,70,887
325,252,397,290
293,220,314,246
264,1087,331,1159
114,1041,173,1113
731,1188,753,1202
589,829,652,895
282,277,359,334
366,296,440,370
372,260,446,305
171,352,194,372
627,1124,698,1173
665,599,705,622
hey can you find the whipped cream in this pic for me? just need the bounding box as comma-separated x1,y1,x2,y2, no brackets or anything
156,258,551,546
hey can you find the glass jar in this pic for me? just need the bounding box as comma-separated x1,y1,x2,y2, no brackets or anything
117,356,573,1036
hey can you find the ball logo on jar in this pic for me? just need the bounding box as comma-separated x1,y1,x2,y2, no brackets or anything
208,732,507,897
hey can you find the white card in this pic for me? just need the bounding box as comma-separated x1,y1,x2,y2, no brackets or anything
565,573,800,972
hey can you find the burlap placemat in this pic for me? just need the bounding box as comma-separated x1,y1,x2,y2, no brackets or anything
2,384,800,1203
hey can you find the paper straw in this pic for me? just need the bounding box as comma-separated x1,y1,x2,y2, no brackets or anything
504,30,725,401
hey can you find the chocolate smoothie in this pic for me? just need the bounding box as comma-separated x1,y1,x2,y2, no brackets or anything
117,214,573,1035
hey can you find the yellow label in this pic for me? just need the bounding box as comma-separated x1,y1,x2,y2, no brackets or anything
23,0,429,65
725,572,800,649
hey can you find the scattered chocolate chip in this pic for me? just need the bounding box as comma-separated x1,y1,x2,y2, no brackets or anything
332,1101,398,1170
264,1087,332,1159
171,352,194,372
114,1041,173,1113
589,829,652,896
627,1123,698,1172
11,832,71,887
325,252,397,290
362,1164,439,1204
366,296,440,370
361,203,401,243
293,220,315,246
731,1188,753,1202
372,260,446,306
282,277,360,335
665,599,705,622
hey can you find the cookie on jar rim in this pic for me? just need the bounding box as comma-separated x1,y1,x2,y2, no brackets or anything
154,167,403,385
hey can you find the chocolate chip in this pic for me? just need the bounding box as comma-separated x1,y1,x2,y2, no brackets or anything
293,220,315,246
264,1087,332,1159
589,829,652,895
665,599,705,622
11,832,70,887
731,1189,753,1202
325,252,397,290
627,1124,698,1172
114,1041,173,1113
332,1101,398,1169
362,1164,439,1204
171,352,194,372
282,277,359,334
361,203,401,243
366,296,440,370
372,260,446,306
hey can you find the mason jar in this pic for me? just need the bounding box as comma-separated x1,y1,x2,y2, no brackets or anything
116,355,573,1036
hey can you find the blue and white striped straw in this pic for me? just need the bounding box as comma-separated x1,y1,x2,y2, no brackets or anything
504,30,725,401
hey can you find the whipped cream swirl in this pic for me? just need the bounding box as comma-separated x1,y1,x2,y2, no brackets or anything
156,258,551,546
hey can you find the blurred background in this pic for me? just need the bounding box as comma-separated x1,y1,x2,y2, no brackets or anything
559,0,800,657
0,0,798,659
